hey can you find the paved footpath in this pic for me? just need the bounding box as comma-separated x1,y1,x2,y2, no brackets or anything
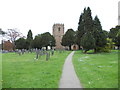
59,51,83,88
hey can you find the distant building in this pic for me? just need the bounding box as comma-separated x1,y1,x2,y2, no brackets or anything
52,23,79,50
53,24,64,50
3,40,13,51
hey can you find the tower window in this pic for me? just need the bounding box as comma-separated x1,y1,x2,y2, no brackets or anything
58,27,60,32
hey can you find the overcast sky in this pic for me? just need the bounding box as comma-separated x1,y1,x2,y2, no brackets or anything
0,0,119,38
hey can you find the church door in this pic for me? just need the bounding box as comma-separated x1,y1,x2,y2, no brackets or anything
73,45,76,50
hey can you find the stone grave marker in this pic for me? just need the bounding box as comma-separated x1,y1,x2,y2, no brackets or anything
18,49,21,56
22,49,25,55
46,52,49,61
51,49,54,56
48,51,50,59
36,49,39,60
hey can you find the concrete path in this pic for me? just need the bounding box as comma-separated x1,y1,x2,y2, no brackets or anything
59,51,83,88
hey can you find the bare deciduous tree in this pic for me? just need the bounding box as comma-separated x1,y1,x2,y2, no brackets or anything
6,28,23,50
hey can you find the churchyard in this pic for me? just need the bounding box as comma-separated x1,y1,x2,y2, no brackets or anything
1,49,118,88
0,5,119,89
73,50,118,88
2,50,71,88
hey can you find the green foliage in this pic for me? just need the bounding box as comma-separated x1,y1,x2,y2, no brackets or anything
77,13,84,47
116,29,120,49
27,30,33,49
32,32,55,50
108,25,120,48
84,7,93,32
61,29,75,50
15,38,28,49
41,32,55,50
95,47,110,53
27,30,33,40
32,35,42,49
50,35,56,48
81,32,95,53
95,38,115,53
93,16,107,52
103,30,109,38
106,38,115,50
77,7,95,52
77,7,107,53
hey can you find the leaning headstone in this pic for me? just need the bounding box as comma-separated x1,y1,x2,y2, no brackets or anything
18,50,21,56
36,49,39,60
46,52,49,61
22,49,25,55
51,49,54,56
15,49,18,54
49,52,50,58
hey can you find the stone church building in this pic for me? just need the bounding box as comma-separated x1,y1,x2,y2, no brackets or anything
52,23,78,50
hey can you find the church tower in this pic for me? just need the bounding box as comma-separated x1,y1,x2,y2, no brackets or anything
53,24,64,50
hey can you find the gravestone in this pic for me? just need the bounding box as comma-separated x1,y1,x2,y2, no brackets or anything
18,50,21,56
49,52,50,58
15,49,18,54
22,49,25,55
51,49,54,56
46,52,49,61
36,49,39,60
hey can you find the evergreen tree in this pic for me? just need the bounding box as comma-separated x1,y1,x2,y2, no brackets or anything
15,38,27,49
41,32,55,50
77,13,84,49
84,7,93,32
27,30,33,40
81,32,95,53
79,7,95,53
93,16,107,52
77,7,108,53
49,35,56,49
27,30,33,49
109,25,120,49
61,29,75,50
116,29,120,49
32,35,42,49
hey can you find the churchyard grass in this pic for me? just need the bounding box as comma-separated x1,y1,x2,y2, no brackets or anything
0,52,2,89
2,51,71,88
73,50,118,88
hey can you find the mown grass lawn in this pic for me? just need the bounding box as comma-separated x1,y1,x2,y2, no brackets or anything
0,53,2,89
73,50,118,88
2,51,71,88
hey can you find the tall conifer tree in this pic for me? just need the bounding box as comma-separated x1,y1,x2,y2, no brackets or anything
93,16,107,52
27,30,33,49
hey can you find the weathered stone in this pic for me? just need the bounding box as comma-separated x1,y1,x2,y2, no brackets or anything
46,52,49,61
36,49,39,59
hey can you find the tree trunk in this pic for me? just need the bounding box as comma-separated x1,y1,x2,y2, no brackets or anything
78,45,81,50
94,48,97,53
118,46,120,50
12,42,16,51
50,46,52,50
46,46,48,50
69,45,71,50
